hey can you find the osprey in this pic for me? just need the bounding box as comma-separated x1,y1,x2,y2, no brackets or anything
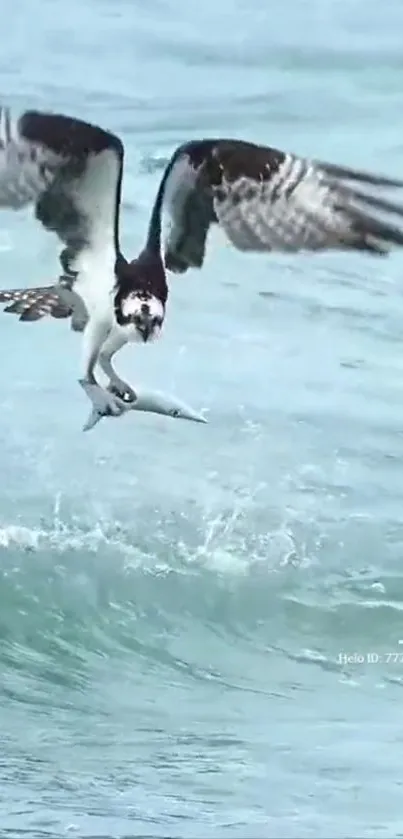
1,113,403,415
0,106,170,416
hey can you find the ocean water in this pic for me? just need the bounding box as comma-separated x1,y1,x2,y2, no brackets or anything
2,0,403,836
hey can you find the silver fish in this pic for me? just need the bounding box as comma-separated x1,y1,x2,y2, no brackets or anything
79,380,208,432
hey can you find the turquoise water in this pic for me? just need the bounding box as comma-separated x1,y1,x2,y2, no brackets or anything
2,0,403,836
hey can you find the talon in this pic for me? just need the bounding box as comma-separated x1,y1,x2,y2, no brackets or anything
107,383,137,404
80,380,127,418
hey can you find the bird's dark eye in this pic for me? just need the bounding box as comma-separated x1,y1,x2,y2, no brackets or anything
171,409,179,418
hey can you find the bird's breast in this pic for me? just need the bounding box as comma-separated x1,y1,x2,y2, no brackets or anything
118,321,143,344
74,246,116,316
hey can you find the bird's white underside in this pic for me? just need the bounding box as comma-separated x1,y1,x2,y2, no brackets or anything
163,153,200,223
67,150,119,310
162,152,201,254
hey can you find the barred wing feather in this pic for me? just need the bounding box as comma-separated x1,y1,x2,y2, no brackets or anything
0,282,88,331
162,139,403,273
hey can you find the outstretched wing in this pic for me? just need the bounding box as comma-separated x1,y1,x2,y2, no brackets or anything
160,138,403,273
0,106,124,284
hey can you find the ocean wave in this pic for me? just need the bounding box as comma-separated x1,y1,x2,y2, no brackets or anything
1,493,403,711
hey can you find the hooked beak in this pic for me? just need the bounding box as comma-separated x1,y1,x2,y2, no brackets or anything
136,318,152,343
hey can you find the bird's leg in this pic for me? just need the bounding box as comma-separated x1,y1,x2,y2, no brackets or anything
98,352,137,403
79,317,126,416
98,337,137,404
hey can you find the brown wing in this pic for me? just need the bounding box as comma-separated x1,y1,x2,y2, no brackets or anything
161,138,403,273
0,105,123,299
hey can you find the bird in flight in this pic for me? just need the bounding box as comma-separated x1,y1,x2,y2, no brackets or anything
1,109,403,417
0,107,169,416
